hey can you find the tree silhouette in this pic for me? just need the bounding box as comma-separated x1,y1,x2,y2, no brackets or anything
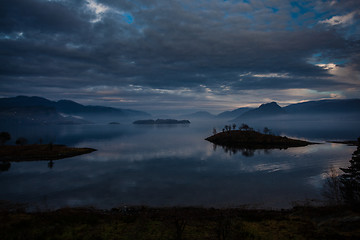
213,128,217,135
232,123,236,130
339,138,360,208
15,137,28,146
0,132,11,145
263,127,270,135
239,123,250,131
0,162,11,172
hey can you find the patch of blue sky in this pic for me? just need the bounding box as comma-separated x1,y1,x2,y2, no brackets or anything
270,7,279,13
290,1,311,15
123,12,134,24
308,52,349,66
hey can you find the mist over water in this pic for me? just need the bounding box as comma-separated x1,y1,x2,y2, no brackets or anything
0,117,359,209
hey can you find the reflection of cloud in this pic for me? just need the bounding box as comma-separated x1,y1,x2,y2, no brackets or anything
253,163,292,173
319,11,358,26
307,174,324,189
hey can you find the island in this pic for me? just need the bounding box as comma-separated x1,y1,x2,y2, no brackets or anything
0,144,96,162
133,119,190,124
327,139,360,146
206,129,314,150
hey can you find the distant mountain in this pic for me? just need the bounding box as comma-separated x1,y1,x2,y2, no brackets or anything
0,96,151,124
234,102,286,120
231,99,360,122
217,107,254,119
284,99,360,114
0,106,88,125
180,111,215,119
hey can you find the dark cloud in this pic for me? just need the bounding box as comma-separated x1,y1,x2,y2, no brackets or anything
0,0,359,112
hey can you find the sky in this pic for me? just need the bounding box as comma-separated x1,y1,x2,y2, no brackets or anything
1,0,360,114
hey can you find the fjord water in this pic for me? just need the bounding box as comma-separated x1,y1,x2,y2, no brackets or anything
0,119,358,209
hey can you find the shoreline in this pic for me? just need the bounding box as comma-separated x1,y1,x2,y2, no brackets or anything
0,144,96,162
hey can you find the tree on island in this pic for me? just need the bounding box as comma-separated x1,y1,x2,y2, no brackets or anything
263,127,271,135
213,128,217,135
0,132,11,145
239,123,250,131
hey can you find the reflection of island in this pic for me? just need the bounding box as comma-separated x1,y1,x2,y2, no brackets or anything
0,144,96,162
327,140,359,146
133,119,190,124
206,130,314,151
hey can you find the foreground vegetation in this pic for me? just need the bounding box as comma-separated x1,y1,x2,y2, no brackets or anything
0,144,96,161
1,203,360,240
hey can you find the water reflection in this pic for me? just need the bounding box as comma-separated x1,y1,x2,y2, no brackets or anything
213,144,273,157
48,160,54,169
0,122,357,209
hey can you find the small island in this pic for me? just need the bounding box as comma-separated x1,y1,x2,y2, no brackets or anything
133,119,190,124
206,124,314,150
327,139,360,146
0,144,96,162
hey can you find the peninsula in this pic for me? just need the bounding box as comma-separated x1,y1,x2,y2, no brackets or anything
133,119,190,124
206,129,314,149
0,144,96,162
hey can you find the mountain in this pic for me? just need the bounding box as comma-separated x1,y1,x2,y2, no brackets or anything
284,99,360,114
0,106,88,125
180,111,215,119
217,107,254,119
234,102,286,120
230,99,360,122
0,96,151,124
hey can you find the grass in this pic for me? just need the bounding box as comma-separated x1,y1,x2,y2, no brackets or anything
0,144,96,161
1,203,360,240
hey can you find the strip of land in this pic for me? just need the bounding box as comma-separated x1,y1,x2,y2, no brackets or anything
327,140,359,146
133,119,190,124
0,144,96,161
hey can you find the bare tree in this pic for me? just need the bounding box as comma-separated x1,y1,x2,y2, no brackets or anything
339,138,360,207
239,123,250,131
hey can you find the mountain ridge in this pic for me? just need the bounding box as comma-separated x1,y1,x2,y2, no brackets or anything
0,96,151,124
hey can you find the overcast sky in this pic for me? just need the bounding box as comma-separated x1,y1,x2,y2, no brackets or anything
1,0,360,114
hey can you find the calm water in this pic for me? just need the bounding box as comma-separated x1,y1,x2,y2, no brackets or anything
0,120,358,209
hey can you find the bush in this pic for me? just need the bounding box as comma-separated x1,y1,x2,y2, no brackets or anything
0,132,11,145
15,137,28,146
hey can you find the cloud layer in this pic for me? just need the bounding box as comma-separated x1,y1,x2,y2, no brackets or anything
1,0,360,113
